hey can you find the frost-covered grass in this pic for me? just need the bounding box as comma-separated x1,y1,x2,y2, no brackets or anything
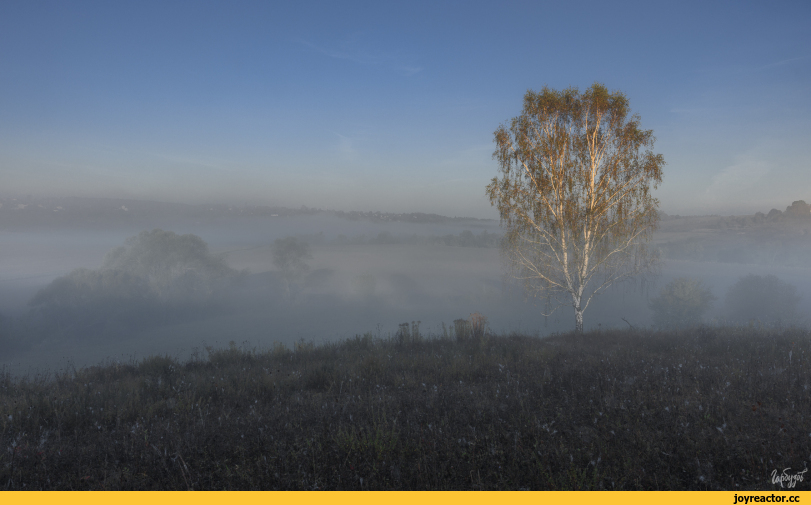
1,325,809,490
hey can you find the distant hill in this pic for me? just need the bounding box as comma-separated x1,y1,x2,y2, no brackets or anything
332,209,492,225
0,195,492,228
655,204,811,268
3,195,808,268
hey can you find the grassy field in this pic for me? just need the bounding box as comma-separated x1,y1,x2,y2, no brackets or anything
1,324,809,490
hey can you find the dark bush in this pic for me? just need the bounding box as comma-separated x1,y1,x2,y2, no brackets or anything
648,277,716,329
785,200,810,217
29,268,151,310
723,274,802,325
22,230,244,344
27,268,158,338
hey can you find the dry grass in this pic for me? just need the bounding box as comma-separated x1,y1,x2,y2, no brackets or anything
1,324,809,490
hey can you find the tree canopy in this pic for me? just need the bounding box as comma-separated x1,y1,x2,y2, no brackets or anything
271,237,312,279
487,83,665,333
103,229,239,301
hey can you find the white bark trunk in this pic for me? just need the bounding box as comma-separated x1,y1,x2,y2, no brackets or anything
573,294,584,333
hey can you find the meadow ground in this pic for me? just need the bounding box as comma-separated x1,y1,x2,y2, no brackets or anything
1,324,809,490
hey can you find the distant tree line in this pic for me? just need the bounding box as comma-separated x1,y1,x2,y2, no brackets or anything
658,200,810,224
657,200,811,267
286,230,501,248
0,195,492,229
0,196,323,228
659,200,811,223
332,210,489,224
327,230,501,248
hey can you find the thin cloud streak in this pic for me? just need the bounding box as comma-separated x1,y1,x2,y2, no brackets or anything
298,38,423,76
755,55,810,71
703,155,771,203
333,132,356,155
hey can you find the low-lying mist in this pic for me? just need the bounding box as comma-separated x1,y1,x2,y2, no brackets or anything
1,197,810,377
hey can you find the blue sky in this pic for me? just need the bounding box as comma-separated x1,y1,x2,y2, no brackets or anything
1,0,809,217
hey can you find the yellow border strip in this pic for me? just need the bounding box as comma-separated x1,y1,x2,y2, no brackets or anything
2,491,810,505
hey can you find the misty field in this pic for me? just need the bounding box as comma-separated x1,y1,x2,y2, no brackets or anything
3,214,810,378
1,203,810,489
1,325,809,490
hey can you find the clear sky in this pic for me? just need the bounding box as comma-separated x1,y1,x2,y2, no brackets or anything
1,0,809,218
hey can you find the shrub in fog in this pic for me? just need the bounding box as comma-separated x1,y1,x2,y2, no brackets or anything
395,320,422,345
30,268,151,308
28,268,156,336
723,274,801,325
766,208,783,221
271,236,312,299
103,229,241,302
648,277,716,329
271,237,312,275
453,318,471,340
26,230,243,340
451,313,489,341
785,200,810,217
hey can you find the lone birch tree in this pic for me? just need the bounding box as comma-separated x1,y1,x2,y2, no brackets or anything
486,83,664,333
